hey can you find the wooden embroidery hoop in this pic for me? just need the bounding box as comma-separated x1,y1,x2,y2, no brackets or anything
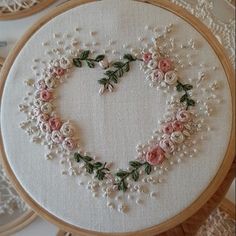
0,0,55,20
0,57,37,236
0,0,235,235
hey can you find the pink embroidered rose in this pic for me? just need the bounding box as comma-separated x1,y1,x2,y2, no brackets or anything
162,122,174,134
49,117,62,131
158,58,172,73
39,90,53,102
172,120,184,132
159,138,175,153
35,79,47,90
54,67,65,77
176,110,191,122
146,146,166,166
51,130,64,144
142,52,152,63
62,137,77,151
151,69,164,82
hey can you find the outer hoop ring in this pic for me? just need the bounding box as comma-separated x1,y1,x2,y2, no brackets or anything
0,57,37,236
0,0,235,235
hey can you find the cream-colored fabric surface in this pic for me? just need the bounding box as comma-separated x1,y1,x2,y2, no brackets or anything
0,0,232,233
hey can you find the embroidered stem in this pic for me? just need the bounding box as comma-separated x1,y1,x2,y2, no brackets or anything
73,50,105,68
98,54,137,94
176,80,195,110
114,161,152,192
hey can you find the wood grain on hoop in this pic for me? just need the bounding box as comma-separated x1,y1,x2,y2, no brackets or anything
0,57,4,66
0,210,37,236
0,0,235,235
0,0,55,20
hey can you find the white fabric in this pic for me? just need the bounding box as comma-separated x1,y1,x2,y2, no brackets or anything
0,0,232,233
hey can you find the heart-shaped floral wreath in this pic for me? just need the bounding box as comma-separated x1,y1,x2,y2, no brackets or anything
19,24,220,213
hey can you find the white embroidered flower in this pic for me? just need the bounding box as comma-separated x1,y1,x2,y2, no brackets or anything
45,76,58,89
99,58,109,69
51,130,64,143
147,60,158,69
151,69,164,82
62,137,77,151
35,79,46,90
159,138,175,153
45,133,52,142
41,102,53,114
60,121,74,137
170,131,185,144
34,90,41,99
59,57,71,69
164,70,178,85
31,107,40,117
176,110,191,122
37,113,50,122
33,99,43,108
40,122,51,133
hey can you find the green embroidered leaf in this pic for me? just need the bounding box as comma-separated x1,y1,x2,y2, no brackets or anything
123,54,136,61
96,170,106,180
104,70,114,76
98,78,108,85
124,63,130,72
183,84,193,91
187,99,195,106
176,83,183,92
95,55,105,62
74,153,81,162
180,94,188,103
117,68,124,77
118,180,128,192
110,74,118,83
86,60,95,68
79,50,90,60
116,171,129,178
73,58,82,67
144,163,152,175
83,156,93,162
113,62,124,68
85,163,94,174
93,162,103,169
129,161,142,168
131,170,139,181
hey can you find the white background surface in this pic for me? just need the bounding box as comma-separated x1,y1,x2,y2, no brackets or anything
0,0,234,235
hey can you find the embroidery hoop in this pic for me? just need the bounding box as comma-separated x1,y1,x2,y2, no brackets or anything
0,0,234,235
0,57,37,236
0,0,55,20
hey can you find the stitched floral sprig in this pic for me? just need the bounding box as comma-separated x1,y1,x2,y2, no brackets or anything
74,153,110,180
98,54,138,94
73,50,105,68
176,80,195,110
114,161,152,192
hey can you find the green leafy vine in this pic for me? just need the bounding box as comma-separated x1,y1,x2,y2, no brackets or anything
176,80,195,110
73,50,105,68
74,153,110,180
114,161,152,192
98,54,137,93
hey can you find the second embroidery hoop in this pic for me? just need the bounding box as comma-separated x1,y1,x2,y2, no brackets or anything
0,0,55,20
